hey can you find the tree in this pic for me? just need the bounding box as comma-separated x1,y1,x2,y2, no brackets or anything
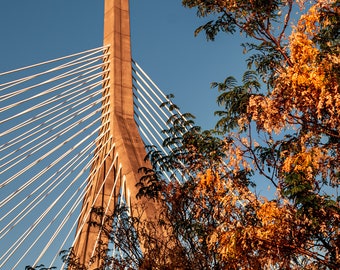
25,265,56,270
29,1,339,269
175,0,340,268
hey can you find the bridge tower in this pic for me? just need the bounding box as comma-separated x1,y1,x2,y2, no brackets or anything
70,0,159,268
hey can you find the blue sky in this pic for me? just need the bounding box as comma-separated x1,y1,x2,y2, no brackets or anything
3,2,332,268
0,0,248,130
0,1,250,268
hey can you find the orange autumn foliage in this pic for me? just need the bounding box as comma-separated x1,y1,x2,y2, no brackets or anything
180,0,340,268
136,0,340,269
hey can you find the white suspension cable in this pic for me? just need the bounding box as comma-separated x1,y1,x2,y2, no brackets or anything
0,117,111,237
133,79,171,124
0,45,113,269
47,132,115,268
0,90,107,164
19,131,112,268
70,143,118,250
48,185,89,269
136,122,172,183
0,98,108,176
133,60,189,126
88,162,122,266
0,108,106,206
0,55,109,99
134,110,167,155
0,93,108,172
1,85,108,151
132,60,173,109
0,124,112,269
132,61,190,182
12,175,89,270
0,45,109,77
0,67,107,116
133,84,170,129
1,55,193,269
134,96,167,134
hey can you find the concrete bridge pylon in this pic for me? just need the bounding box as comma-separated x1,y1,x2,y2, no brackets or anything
70,1,161,268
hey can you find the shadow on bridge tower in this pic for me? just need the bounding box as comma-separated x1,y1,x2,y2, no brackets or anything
70,1,162,268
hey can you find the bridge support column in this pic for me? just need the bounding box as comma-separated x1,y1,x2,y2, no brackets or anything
70,0,161,269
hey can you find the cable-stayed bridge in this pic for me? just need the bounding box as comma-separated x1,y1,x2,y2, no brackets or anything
0,1,185,269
